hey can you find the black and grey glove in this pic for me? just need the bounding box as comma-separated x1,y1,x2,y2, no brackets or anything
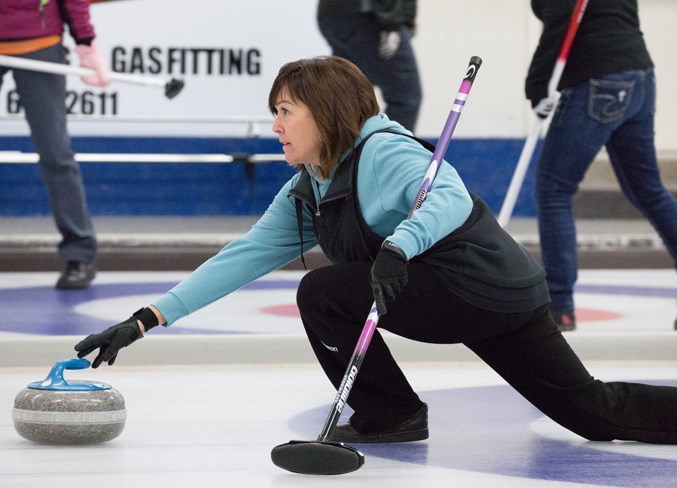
370,241,409,315
533,95,556,119
378,30,401,59
74,307,159,368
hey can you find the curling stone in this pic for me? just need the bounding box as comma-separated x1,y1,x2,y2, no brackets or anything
12,358,126,445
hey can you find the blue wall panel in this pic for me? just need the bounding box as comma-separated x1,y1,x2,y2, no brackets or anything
0,136,538,217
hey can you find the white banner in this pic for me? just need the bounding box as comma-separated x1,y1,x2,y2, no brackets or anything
0,0,330,137
4,0,675,149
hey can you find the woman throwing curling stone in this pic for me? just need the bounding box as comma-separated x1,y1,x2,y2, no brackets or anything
76,56,677,445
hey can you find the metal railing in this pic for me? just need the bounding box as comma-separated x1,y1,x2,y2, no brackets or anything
0,151,286,164
0,113,275,136
0,114,286,164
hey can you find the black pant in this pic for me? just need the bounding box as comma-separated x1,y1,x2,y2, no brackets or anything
297,261,677,443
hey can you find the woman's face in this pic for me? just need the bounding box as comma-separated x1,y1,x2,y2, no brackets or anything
272,88,322,166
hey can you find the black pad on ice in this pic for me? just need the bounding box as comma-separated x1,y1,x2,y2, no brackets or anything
271,440,364,475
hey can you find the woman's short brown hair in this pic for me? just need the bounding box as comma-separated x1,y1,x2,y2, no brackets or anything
268,56,380,178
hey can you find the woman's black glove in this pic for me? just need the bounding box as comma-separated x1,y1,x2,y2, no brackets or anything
370,241,409,315
74,307,159,368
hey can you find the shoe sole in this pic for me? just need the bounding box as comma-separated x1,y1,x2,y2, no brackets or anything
56,279,94,290
329,428,429,444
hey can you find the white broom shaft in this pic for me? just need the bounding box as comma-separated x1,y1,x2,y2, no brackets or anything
497,0,590,227
496,118,544,227
0,53,165,88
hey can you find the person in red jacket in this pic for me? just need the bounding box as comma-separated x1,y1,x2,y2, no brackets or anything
0,0,110,289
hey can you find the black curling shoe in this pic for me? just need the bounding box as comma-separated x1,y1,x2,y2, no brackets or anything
330,403,429,444
56,261,96,290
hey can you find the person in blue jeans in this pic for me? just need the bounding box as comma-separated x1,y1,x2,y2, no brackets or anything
526,0,677,331
317,0,422,132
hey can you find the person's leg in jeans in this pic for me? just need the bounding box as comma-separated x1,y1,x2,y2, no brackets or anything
13,45,97,269
365,25,421,132
605,70,677,263
536,78,627,320
604,69,677,329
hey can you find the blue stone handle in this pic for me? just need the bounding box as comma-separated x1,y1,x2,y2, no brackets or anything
28,358,111,391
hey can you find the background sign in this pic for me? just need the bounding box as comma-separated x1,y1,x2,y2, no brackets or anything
0,0,331,137
1,0,675,151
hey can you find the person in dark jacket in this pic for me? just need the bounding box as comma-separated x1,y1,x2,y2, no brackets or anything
75,56,677,445
0,0,109,289
317,0,422,132
526,0,677,331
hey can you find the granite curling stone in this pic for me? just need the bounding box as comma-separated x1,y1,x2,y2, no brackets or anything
12,358,126,445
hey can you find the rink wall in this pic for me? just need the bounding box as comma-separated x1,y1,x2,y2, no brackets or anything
0,136,532,217
1,0,675,218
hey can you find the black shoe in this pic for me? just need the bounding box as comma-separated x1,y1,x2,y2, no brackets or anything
550,308,576,332
56,261,96,290
329,403,428,444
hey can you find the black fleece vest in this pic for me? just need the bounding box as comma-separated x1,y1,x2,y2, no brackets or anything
289,131,434,265
289,131,550,313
